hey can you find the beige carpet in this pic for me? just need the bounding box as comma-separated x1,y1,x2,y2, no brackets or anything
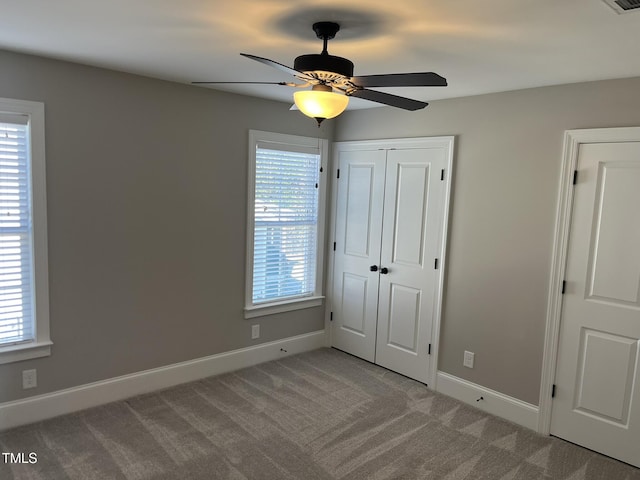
1,348,638,479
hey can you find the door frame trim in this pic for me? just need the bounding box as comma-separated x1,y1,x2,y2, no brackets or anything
325,136,455,388
538,126,640,434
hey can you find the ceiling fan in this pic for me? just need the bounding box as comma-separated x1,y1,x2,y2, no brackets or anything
193,22,447,124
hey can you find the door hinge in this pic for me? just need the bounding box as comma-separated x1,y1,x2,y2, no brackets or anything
337,169,340,179
551,384,556,398
434,258,439,269
441,169,445,181
330,312,333,321
428,343,432,355
572,170,578,185
561,280,566,294
333,242,336,251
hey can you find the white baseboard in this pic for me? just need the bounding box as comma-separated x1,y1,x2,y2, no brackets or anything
436,372,539,431
0,330,327,431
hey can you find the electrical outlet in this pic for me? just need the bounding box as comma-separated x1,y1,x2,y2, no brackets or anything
22,369,37,389
251,324,260,339
463,351,475,369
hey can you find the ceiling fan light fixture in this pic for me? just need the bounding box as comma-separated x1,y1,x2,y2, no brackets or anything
193,21,446,120
293,84,349,125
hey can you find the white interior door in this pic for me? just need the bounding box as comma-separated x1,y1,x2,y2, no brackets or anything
331,138,453,386
331,149,386,362
375,148,447,383
551,141,640,467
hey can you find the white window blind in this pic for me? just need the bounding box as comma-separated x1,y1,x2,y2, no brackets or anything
0,115,34,346
252,145,320,304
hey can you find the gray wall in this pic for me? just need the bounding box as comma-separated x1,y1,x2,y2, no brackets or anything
334,77,640,405
4,46,640,408
0,49,333,403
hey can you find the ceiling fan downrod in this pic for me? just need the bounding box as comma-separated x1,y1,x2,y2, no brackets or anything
313,22,340,55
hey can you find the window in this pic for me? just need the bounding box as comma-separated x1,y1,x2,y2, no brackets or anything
245,131,328,318
0,98,50,364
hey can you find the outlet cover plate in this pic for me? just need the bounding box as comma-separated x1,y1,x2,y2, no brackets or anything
251,324,260,340
463,351,475,369
22,369,37,389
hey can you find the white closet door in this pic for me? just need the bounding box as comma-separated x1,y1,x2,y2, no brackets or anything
331,149,386,362
375,148,447,383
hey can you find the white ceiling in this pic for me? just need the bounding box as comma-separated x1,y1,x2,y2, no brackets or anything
1,0,639,110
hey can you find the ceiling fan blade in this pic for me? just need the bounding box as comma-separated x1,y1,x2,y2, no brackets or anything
349,89,428,111
240,53,313,81
192,81,291,85
351,72,447,88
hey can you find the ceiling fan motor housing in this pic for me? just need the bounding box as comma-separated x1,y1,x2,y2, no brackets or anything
294,54,354,78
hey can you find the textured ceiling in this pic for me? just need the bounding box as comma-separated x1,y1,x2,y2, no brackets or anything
1,0,639,109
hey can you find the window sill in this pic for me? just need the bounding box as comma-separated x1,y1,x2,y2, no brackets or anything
244,296,324,319
0,340,52,365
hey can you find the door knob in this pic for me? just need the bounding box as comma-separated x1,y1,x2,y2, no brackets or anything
380,267,389,274
369,265,378,272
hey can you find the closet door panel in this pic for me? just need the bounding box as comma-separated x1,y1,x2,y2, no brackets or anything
331,149,386,362
386,284,421,352
389,162,429,267
376,148,447,383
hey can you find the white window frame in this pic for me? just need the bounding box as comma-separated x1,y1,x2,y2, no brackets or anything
245,130,328,319
0,98,51,364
